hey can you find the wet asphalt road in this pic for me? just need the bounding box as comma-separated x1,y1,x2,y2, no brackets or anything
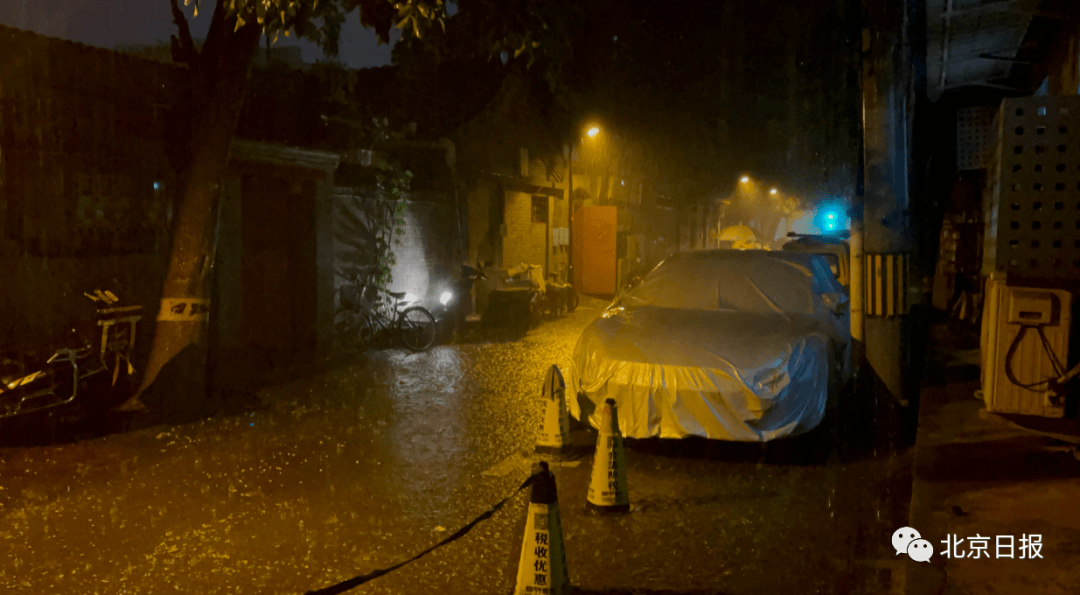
0,297,912,594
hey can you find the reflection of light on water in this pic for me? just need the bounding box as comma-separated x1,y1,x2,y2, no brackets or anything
385,347,471,519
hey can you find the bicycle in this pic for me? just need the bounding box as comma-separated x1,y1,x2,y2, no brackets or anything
334,272,437,353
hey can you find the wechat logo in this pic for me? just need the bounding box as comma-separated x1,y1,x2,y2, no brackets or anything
893,527,933,563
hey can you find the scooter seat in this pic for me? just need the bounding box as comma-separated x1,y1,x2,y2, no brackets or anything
388,291,408,300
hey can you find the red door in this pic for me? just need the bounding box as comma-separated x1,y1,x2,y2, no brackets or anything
573,206,617,296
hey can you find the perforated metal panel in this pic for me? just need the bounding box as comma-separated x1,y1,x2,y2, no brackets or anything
984,96,1080,281
956,106,996,170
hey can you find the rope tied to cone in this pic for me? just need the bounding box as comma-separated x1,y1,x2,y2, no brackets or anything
305,466,547,595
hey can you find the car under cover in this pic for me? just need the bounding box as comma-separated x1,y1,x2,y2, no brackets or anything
568,250,848,441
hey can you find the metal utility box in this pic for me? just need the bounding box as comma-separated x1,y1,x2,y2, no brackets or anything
980,276,1071,417
983,96,1080,282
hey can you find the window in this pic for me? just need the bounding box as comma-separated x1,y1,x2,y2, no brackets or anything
532,195,548,224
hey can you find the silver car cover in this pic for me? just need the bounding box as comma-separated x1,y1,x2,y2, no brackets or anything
568,251,848,441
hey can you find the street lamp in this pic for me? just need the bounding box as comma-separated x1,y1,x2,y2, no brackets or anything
740,176,750,184
769,188,778,195
568,124,601,290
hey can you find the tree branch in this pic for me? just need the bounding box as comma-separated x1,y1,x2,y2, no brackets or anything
169,0,198,66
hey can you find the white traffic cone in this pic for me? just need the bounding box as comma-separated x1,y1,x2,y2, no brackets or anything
586,398,629,513
514,461,571,595
536,365,571,455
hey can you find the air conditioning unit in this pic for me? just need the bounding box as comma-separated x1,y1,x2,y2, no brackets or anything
981,277,1072,417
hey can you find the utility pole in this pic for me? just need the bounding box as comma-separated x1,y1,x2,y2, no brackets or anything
857,0,916,406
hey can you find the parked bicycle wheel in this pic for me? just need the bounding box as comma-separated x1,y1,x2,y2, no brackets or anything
399,306,437,352
334,308,371,354
356,311,374,352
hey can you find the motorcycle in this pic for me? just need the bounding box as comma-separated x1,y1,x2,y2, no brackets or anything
432,261,488,340
0,290,141,422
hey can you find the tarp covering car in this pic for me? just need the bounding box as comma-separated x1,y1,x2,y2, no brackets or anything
569,250,850,441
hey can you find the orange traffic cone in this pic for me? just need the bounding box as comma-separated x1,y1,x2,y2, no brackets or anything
586,398,629,513
514,461,571,595
536,365,571,455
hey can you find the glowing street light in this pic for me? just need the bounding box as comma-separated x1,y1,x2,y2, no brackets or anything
569,123,603,288
740,176,750,184
769,188,778,195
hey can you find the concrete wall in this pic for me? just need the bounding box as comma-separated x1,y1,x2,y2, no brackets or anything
333,188,465,313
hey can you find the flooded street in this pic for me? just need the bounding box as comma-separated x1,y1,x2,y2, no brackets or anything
4,0,1073,592
1,298,911,594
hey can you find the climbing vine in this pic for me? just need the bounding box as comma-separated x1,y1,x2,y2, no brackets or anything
369,118,414,307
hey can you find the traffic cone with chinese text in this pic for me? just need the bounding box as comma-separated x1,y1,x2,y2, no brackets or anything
536,365,572,455
514,461,571,595
586,398,629,513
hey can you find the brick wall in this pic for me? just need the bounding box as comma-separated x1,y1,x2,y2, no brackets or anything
502,191,547,270
549,194,570,282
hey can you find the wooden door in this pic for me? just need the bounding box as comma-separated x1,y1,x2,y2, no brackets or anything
241,175,317,364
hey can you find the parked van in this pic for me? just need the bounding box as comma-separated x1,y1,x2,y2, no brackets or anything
781,233,851,289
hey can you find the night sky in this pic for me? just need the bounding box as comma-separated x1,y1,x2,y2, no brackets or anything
0,0,399,68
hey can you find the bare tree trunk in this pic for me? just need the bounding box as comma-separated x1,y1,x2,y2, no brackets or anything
117,3,262,411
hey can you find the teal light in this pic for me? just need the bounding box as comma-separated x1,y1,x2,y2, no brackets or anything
814,203,848,235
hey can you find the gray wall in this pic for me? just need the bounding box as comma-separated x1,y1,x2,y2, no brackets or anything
333,188,466,314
